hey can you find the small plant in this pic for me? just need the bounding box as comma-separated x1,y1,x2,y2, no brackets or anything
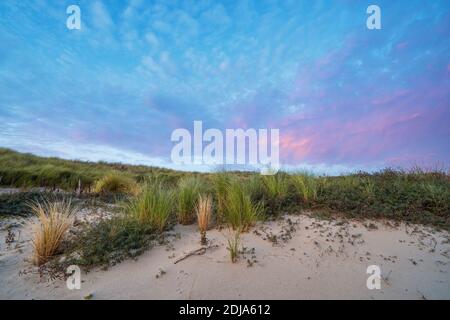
291,172,318,204
83,294,94,300
29,198,77,266
127,183,173,232
226,229,241,263
94,173,139,195
223,180,260,232
155,268,167,278
177,176,206,225
196,194,212,245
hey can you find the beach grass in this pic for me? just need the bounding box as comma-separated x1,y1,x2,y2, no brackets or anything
291,172,318,204
226,229,241,263
29,198,77,266
210,172,231,222
223,179,261,232
0,149,447,271
196,194,212,245
0,147,179,192
94,173,140,195
126,182,173,232
176,176,207,225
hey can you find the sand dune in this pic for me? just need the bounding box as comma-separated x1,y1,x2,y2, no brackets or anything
1,212,449,300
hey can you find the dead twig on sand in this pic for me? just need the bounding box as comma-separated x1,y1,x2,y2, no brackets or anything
174,245,218,264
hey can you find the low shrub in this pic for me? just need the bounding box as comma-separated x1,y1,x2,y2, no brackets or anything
316,172,450,229
65,216,157,267
94,173,139,195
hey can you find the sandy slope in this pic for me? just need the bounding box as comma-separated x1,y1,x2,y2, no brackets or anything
1,213,449,300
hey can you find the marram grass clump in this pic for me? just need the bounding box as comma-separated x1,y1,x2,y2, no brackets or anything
211,172,231,222
223,180,260,232
226,229,241,263
29,198,77,266
261,173,289,214
177,176,207,225
291,172,318,204
126,182,173,232
196,194,212,245
94,173,139,195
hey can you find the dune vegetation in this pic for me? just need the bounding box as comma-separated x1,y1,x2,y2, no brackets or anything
29,199,77,266
196,194,213,245
176,176,208,225
0,148,180,192
1,148,449,268
226,229,241,263
126,181,173,232
223,179,261,232
94,173,140,195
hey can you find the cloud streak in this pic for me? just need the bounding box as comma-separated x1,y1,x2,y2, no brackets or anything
0,0,448,174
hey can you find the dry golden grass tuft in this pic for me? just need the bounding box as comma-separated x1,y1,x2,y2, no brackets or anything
29,199,77,266
196,194,212,245
94,173,140,195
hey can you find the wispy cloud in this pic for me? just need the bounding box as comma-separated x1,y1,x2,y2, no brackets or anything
0,0,448,173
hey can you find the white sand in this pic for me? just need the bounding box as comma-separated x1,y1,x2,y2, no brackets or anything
1,213,449,300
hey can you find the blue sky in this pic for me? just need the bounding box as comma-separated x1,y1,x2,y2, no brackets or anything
0,0,449,174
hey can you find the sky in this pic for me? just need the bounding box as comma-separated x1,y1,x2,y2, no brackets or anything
0,0,449,174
